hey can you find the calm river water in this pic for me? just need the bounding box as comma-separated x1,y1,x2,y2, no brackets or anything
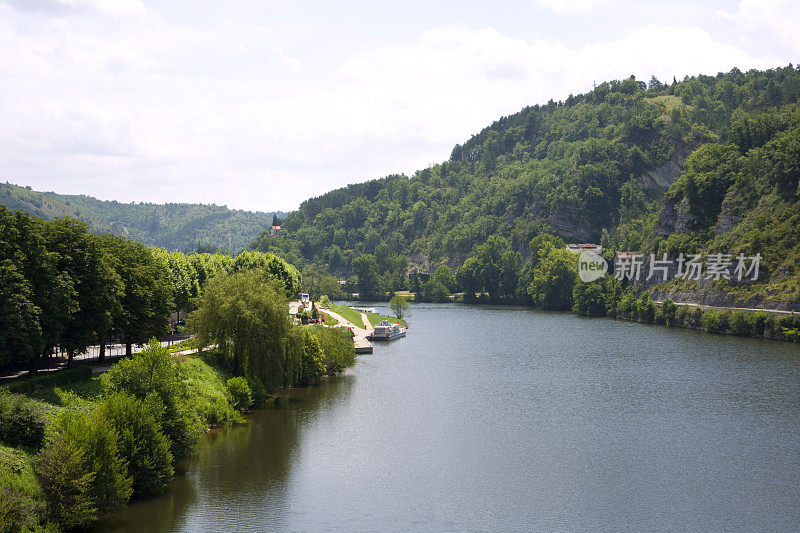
97,303,800,531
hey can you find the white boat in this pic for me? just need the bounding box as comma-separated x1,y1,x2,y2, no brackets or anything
368,320,406,341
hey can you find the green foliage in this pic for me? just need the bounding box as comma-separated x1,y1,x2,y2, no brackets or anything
226,377,252,411
102,341,203,460
572,278,615,317
290,329,326,386
702,309,732,334
307,326,356,375
50,407,132,516
0,392,47,449
528,248,577,310
2,365,92,395
0,182,285,254
188,270,293,395
0,445,47,532
96,392,174,496
389,295,410,320
34,433,97,529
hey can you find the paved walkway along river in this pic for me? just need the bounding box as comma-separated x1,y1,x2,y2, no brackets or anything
320,307,373,353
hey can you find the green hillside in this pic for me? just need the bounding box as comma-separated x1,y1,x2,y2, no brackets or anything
252,65,800,306
0,183,285,253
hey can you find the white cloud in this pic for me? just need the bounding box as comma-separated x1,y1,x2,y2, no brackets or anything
534,0,611,13
718,0,800,55
0,1,787,211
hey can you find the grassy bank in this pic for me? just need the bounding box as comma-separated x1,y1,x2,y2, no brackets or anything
0,344,247,531
329,303,366,329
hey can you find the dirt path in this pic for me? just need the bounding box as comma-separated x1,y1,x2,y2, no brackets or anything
653,300,798,315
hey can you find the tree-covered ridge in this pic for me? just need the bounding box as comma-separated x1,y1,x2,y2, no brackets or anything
253,65,800,292
649,101,800,301
0,182,286,254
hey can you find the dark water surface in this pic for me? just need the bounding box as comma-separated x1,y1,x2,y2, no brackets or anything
98,304,800,531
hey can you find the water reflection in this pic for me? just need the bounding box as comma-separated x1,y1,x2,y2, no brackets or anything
98,304,800,531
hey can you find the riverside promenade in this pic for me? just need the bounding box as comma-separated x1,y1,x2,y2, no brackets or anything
321,307,374,354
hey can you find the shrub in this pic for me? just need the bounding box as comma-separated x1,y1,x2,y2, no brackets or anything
674,305,688,327
0,445,47,532
617,292,637,319
226,377,252,411
308,325,356,375
751,312,769,338
784,328,800,342
0,392,46,449
637,294,656,324
729,311,754,337
184,357,241,426
102,341,203,460
3,365,91,395
97,392,174,496
53,408,132,516
659,299,677,326
291,330,325,386
34,435,97,529
703,309,731,334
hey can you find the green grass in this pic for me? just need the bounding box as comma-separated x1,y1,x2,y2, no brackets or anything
25,375,104,408
319,310,339,326
329,304,366,329
365,312,407,328
649,94,688,113
182,353,243,426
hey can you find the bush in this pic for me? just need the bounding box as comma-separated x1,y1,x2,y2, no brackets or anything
34,435,97,529
702,309,731,334
729,311,754,337
102,341,203,460
0,392,46,449
183,357,241,427
52,408,132,516
290,330,325,386
226,377,252,411
308,325,356,375
751,312,769,338
617,292,637,319
674,305,688,327
97,392,174,496
3,365,91,395
637,294,656,324
0,445,47,532
659,299,677,326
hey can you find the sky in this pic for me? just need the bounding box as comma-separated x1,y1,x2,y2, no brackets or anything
0,0,798,212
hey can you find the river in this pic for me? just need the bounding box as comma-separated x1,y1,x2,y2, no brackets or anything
97,303,800,531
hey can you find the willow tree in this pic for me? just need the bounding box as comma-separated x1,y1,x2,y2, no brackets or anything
188,269,292,395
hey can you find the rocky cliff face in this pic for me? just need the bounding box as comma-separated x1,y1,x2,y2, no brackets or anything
714,190,740,235
637,146,691,189
547,200,594,242
654,197,697,235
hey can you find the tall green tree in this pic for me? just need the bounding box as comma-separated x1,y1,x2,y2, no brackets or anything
100,236,173,356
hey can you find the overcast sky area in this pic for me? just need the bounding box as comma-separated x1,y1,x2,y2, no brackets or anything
0,0,798,212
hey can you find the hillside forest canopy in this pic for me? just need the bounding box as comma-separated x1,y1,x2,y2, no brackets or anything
250,65,800,309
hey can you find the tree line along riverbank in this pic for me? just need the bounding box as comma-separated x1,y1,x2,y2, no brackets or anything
1,247,357,531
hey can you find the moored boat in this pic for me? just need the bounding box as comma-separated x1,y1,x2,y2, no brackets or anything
368,320,406,341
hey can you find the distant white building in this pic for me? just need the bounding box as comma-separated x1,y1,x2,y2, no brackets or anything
566,243,602,255
270,225,282,236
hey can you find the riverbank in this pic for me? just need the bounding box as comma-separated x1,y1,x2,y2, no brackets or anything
340,293,799,343
88,304,800,531
0,344,246,531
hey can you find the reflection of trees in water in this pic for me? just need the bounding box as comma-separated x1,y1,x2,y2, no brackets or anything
98,373,357,532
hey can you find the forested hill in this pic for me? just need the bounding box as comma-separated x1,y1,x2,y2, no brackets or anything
0,182,285,253
252,64,800,303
